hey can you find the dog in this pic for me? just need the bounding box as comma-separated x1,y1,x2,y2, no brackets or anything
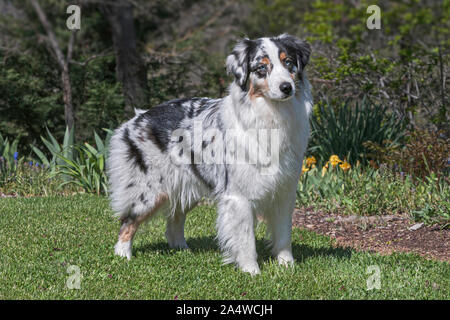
107,34,312,275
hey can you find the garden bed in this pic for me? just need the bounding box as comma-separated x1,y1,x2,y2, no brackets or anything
293,207,449,262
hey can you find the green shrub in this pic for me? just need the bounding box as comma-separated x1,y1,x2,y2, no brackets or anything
31,126,75,173
0,160,77,197
0,132,21,182
365,129,449,179
53,130,112,195
308,98,405,165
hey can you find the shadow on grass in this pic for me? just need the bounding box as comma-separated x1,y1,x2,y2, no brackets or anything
134,235,352,263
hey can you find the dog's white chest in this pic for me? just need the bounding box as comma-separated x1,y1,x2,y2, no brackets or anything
225,99,309,201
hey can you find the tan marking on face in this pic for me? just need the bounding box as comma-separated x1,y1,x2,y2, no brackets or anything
279,52,287,61
261,57,270,66
249,79,268,100
118,193,169,242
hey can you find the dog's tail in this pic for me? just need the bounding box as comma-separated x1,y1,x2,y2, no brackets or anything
134,108,147,116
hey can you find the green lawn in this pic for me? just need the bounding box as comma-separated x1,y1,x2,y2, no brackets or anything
0,195,448,299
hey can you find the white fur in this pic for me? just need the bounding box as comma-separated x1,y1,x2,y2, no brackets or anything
114,240,132,260
107,36,312,275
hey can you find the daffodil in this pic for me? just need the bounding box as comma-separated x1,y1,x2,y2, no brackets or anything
329,155,342,167
302,164,309,174
305,156,316,167
321,166,327,177
339,161,351,172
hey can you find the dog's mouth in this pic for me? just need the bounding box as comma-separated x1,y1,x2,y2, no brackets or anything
272,93,294,102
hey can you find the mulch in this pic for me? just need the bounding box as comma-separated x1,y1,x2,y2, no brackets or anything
292,207,449,262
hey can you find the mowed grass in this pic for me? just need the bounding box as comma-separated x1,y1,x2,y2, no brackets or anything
0,195,448,299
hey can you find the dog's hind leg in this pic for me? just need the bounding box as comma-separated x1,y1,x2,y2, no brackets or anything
114,193,169,259
165,200,200,249
165,210,188,249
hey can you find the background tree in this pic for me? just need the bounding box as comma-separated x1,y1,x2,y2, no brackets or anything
30,0,76,131
99,0,149,114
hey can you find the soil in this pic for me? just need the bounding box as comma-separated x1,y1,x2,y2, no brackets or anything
292,207,449,262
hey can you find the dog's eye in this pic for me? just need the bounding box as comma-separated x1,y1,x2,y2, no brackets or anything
257,64,267,72
284,59,294,67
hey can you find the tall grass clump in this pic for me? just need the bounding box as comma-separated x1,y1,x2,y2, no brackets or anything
1,131,79,196
0,132,20,181
308,98,405,165
53,129,113,195
31,126,75,173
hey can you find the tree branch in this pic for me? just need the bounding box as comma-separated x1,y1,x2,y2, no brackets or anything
70,49,113,66
67,30,77,63
29,0,66,70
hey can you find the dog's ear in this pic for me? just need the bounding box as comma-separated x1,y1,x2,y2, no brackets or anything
277,34,311,74
226,38,255,91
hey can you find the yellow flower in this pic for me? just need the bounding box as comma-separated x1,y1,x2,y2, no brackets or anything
321,166,327,177
302,164,309,174
305,156,316,167
329,155,342,167
339,161,351,172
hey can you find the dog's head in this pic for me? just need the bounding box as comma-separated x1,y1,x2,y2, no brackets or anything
226,34,311,101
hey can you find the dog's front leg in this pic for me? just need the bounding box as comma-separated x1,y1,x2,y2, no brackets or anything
266,187,296,267
216,195,260,275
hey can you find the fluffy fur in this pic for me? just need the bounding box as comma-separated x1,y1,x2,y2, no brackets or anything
107,34,313,275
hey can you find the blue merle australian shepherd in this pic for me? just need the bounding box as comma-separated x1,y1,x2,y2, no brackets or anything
107,34,312,274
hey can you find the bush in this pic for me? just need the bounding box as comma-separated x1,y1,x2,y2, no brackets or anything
365,129,449,180
0,132,21,182
31,126,75,174
308,98,405,165
53,130,112,195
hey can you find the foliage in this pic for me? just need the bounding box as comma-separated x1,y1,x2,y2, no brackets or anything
0,160,78,197
245,0,449,129
0,131,21,181
411,177,450,228
308,99,405,165
2,0,447,150
53,130,112,195
31,126,75,173
297,155,449,226
0,0,122,148
365,129,450,179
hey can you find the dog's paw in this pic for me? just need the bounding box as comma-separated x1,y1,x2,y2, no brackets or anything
114,240,132,260
167,239,189,250
240,262,261,276
277,251,294,267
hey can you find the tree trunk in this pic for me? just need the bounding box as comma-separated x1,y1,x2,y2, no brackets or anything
30,0,76,131
101,1,149,114
61,68,74,130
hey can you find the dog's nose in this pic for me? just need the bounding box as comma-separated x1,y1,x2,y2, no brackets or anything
279,82,292,95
